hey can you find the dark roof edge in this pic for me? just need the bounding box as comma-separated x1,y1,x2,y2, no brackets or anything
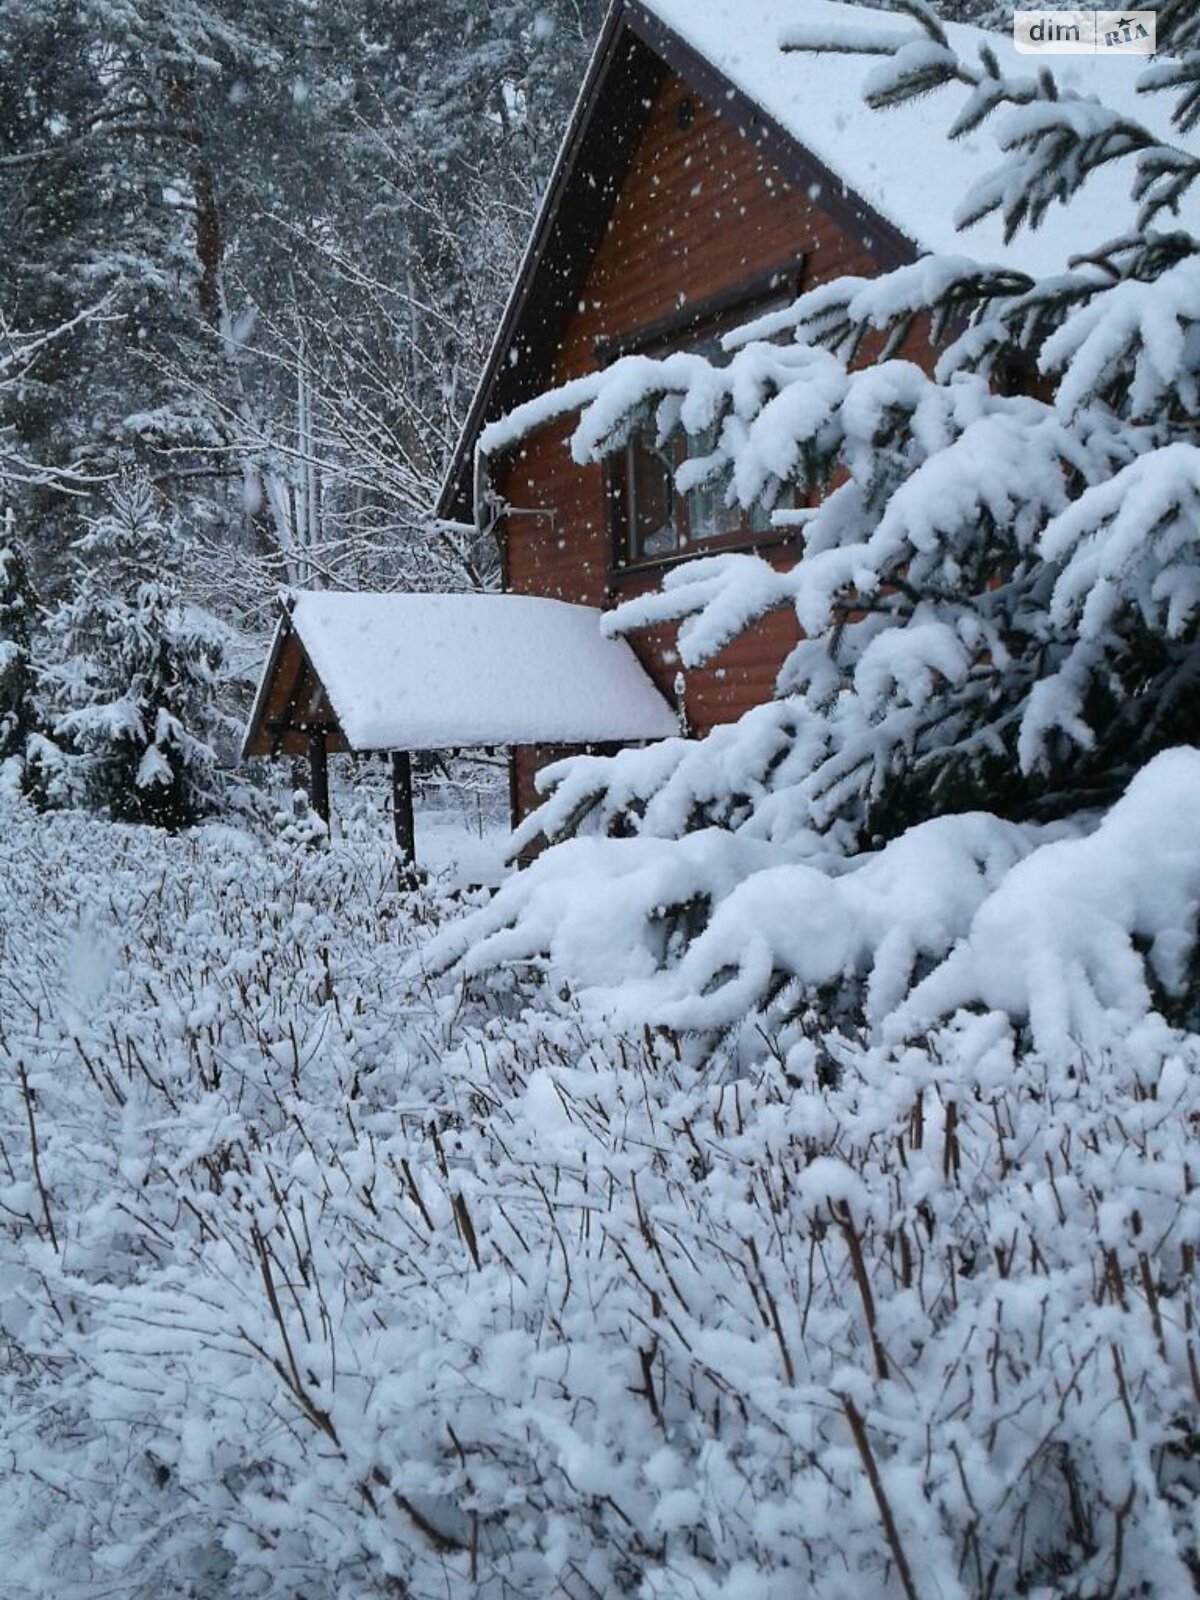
435,0,633,523
436,0,922,524
241,611,290,760
244,609,354,758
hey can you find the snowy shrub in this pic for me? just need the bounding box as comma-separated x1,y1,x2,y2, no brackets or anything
272,784,331,849
1,795,1197,1598
0,800,451,1596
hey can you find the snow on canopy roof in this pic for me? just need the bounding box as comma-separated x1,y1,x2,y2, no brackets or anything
641,0,1199,278
282,591,677,751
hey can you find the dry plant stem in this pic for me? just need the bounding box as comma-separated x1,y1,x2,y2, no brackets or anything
250,1226,465,1557
841,1395,922,1600
1137,1252,1167,1364
833,1200,889,1381
1182,1243,1200,1404
452,1190,482,1270
943,1098,960,1183
746,1236,796,1386
1102,1247,1128,1310
250,1222,332,1438
16,1057,57,1253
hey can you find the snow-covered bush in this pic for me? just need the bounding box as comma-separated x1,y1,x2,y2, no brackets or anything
272,783,331,849
0,791,1196,1598
0,799,448,1596
37,474,230,827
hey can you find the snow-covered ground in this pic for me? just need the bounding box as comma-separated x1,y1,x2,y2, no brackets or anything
323,755,512,888
413,804,509,886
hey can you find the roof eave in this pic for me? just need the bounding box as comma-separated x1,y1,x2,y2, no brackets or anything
435,0,651,523
624,2,919,272
241,613,290,761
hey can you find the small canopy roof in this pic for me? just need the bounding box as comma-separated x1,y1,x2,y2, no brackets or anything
243,590,678,757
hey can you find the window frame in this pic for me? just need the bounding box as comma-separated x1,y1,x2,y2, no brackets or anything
600,254,807,586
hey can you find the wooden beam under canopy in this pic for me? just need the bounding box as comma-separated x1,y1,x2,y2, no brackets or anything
308,727,330,825
392,750,416,865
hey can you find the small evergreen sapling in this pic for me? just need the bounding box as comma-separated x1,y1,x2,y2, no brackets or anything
0,512,37,770
272,787,329,850
43,475,227,828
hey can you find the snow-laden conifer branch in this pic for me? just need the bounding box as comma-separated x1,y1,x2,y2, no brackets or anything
786,6,1200,230
445,0,1200,1102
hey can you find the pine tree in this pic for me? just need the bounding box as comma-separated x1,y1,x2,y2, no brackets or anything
0,0,606,611
41,475,227,829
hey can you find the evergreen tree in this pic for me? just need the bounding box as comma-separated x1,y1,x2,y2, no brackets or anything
41,475,227,828
0,0,605,612
455,0,1200,1023
0,513,37,767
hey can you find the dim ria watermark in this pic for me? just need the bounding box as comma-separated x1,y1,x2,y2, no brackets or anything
1014,11,1155,54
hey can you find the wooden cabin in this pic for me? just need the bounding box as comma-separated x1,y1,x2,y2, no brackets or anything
438,0,1133,826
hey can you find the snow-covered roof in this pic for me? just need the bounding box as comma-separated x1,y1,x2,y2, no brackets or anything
642,0,1197,278
438,0,1197,521
270,591,678,751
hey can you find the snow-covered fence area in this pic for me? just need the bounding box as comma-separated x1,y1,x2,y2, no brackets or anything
1,791,1197,1598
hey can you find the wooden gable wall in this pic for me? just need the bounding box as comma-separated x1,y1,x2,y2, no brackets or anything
498,69,885,817
243,630,349,758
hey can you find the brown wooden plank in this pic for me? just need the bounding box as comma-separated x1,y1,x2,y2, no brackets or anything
308,728,330,825
392,750,416,865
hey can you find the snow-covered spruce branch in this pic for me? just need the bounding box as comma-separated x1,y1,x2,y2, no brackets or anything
470,4,1200,875
424,748,1200,1053
783,0,1200,230
0,298,117,382
482,330,1158,836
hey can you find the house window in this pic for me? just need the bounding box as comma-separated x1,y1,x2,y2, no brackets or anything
620,429,677,558
603,265,803,571
611,420,775,564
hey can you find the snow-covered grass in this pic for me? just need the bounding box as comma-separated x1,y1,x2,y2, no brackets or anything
1,794,1197,1598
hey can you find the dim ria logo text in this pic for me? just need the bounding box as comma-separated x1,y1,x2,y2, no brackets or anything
1014,10,1155,54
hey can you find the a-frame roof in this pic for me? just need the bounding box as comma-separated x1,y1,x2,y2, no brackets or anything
438,0,1197,526
243,591,677,757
